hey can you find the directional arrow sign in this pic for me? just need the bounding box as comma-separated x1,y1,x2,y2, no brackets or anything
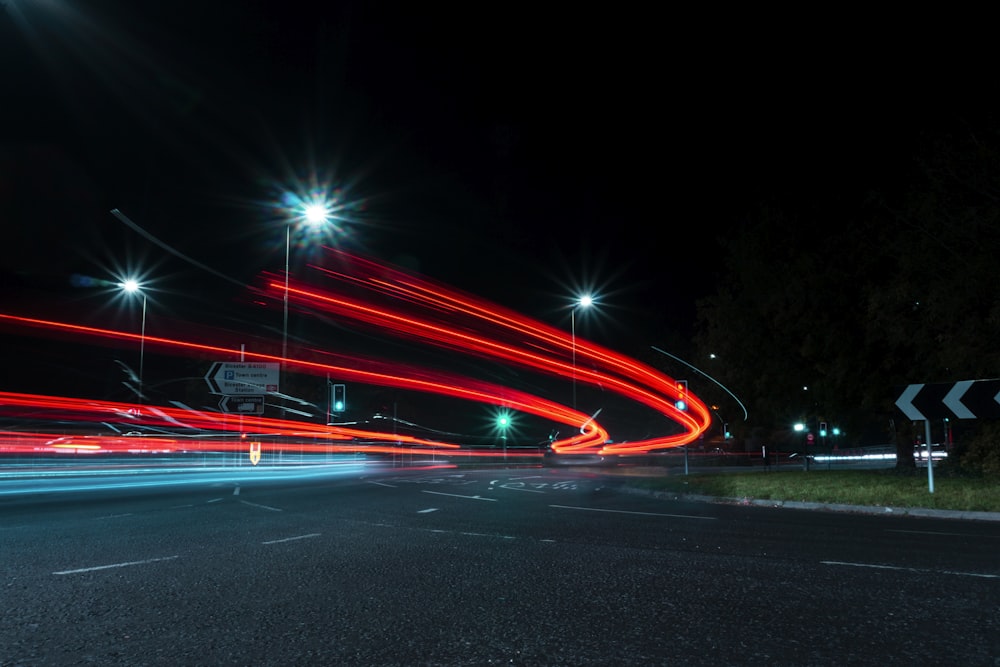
205,362,280,395
219,395,265,415
895,384,925,420
894,379,1000,420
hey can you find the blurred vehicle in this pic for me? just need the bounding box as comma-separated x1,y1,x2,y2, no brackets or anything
913,443,948,464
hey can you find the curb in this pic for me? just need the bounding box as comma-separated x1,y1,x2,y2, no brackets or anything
620,486,1000,523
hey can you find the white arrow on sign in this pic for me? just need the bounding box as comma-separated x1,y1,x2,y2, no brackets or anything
942,380,977,419
894,383,925,421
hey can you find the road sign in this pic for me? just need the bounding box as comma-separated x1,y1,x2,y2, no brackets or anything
249,440,261,465
894,379,1000,420
205,362,279,395
219,395,265,414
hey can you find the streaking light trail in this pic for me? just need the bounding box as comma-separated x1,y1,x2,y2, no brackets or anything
0,250,710,457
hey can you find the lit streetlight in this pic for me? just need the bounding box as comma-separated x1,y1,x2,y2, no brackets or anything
571,294,593,410
119,279,146,405
281,198,333,382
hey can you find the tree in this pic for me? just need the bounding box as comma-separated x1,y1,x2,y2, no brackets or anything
695,118,1000,467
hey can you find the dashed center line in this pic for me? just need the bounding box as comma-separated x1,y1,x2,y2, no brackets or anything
550,504,716,520
422,490,497,502
239,500,283,512
418,507,439,513
822,560,999,579
262,533,321,545
54,555,179,576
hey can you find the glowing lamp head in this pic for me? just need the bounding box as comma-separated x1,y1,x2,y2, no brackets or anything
578,294,593,308
120,279,141,294
303,203,328,225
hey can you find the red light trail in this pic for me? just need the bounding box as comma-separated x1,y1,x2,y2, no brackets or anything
0,250,710,457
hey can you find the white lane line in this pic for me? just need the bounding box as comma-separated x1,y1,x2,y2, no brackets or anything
233,486,241,496
418,508,439,513
422,490,497,502
887,529,992,538
54,555,179,576
239,500,283,512
170,504,194,509
822,560,999,579
262,533,321,545
368,480,397,488
93,513,133,520
549,504,716,520
499,485,545,493
207,498,223,504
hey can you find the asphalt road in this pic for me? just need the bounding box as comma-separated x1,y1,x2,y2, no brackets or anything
3,464,999,666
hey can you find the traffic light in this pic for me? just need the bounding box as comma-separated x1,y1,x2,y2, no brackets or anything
723,422,731,440
332,383,346,413
819,421,828,437
675,380,688,411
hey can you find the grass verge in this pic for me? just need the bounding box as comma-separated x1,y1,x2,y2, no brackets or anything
626,468,1000,513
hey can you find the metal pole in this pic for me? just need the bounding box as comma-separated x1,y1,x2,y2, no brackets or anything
282,224,289,420
571,308,577,410
283,225,290,360
138,294,146,407
925,419,935,494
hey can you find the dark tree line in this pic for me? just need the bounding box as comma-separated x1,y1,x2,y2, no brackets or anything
694,120,1000,469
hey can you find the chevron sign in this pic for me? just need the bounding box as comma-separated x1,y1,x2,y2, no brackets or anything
894,379,1000,421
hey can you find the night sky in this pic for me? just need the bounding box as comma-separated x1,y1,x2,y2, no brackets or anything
0,2,982,361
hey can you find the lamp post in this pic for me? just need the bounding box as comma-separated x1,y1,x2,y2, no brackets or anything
571,294,592,410
281,202,331,409
119,279,146,405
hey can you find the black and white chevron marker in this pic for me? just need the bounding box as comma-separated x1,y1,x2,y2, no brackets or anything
894,379,1000,421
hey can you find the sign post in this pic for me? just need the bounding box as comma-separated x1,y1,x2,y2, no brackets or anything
893,378,1000,493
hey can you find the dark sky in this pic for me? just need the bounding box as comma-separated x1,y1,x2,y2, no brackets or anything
0,1,980,357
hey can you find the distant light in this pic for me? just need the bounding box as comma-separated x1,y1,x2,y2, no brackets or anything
120,279,141,294
578,294,593,308
793,423,805,432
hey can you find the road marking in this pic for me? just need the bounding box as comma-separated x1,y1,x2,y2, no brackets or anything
239,500,282,512
368,480,397,488
549,504,716,520
207,498,223,504
262,533,321,545
822,560,999,579
498,484,545,493
170,504,194,509
54,555,179,575
422,490,497,502
418,508,439,513
887,529,995,538
93,513,133,520
233,486,240,496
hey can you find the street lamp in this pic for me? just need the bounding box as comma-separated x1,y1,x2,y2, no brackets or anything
282,201,332,371
571,294,593,410
119,279,146,405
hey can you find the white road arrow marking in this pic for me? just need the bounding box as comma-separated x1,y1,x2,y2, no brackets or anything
943,380,976,419
895,384,925,421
